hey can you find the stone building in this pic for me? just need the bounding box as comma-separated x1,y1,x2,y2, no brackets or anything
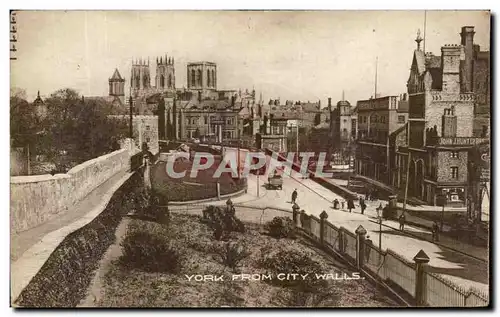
355,94,409,185
330,94,354,154
396,27,489,206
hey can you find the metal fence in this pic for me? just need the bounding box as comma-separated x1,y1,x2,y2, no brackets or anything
343,230,357,262
309,216,321,240
363,242,387,279
324,222,340,251
382,251,417,297
425,272,488,307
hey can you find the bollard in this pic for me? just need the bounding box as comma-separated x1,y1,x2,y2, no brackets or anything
319,211,328,245
216,182,221,200
413,249,430,306
355,225,367,270
292,203,300,228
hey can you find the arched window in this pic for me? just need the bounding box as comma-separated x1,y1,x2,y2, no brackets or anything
168,74,173,88
160,75,165,88
197,69,202,86
143,75,148,88
135,76,140,88
191,69,196,87
211,69,215,87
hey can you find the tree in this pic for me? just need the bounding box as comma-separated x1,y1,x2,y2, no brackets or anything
10,91,37,147
37,88,128,162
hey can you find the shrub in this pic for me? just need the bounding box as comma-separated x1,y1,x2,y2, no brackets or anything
202,205,246,240
120,229,182,273
259,249,326,290
213,242,250,271
266,217,295,239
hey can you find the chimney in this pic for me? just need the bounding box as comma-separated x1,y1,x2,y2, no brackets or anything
441,44,463,93
328,97,332,112
460,26,475,92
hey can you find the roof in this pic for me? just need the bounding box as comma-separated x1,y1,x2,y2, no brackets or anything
269,110,300,120
426,55,441,68
300,102,321,112
337,100,351,107
110,68,124,81
413,50,426,75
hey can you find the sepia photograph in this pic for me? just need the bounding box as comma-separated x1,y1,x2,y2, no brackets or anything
9,9,491,308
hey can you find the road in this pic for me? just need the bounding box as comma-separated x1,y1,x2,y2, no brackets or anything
183,146,489,295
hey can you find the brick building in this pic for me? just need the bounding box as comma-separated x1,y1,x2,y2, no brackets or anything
396,27,489,206
355,94,409,185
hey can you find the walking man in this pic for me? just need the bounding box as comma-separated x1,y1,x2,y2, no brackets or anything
432,221,440,242
333,199,339,209
291,189,298,204
347,198,355,213
360,196,366,215
399,213,406,231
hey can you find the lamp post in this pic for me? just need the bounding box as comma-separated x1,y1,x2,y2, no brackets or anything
436,194,447,232
376,203,383,250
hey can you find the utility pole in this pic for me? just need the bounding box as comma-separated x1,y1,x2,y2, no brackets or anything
129,95,133,139
402,122,411,216
374,57,378,98
237,114,241,178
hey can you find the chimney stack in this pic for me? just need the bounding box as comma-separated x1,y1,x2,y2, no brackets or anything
328,97,332,112
460,26,475,92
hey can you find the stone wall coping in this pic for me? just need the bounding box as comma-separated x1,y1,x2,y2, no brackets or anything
10,149,128,184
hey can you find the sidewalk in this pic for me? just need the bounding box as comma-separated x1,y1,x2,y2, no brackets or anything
11,169,133,303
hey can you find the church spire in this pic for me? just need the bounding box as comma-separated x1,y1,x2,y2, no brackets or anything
415,29,423,51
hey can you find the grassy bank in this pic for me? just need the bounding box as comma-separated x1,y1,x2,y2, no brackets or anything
96,212,399,307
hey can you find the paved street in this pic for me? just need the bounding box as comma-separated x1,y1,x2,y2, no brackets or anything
188,147,489,295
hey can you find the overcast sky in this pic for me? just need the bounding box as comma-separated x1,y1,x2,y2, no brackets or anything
10,10,489,105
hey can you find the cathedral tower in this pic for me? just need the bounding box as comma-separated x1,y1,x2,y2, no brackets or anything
155,54,175,92
131,58,151,96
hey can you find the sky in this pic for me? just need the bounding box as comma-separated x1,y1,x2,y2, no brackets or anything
10,10,490,105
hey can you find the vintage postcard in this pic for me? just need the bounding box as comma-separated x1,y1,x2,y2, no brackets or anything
10,10,490,308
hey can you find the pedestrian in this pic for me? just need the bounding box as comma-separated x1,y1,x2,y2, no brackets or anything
341,200,345,210
333,199,339,209
432,221,440,242
360,196,366,215
399,213,406,231
365,235,373,262
347,198,355,213
291,189,298,204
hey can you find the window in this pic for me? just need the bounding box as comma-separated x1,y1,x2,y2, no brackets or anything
145,125,150,131
398,115,405,123
146,137,151,143
451,166,459,179
204,116,208,125
451,151,459,159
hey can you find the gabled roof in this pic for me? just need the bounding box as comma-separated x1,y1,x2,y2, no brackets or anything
110,68,124,81
412,50,426,75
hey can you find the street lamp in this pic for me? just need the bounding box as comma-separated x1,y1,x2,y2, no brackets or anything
376,203,383,250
